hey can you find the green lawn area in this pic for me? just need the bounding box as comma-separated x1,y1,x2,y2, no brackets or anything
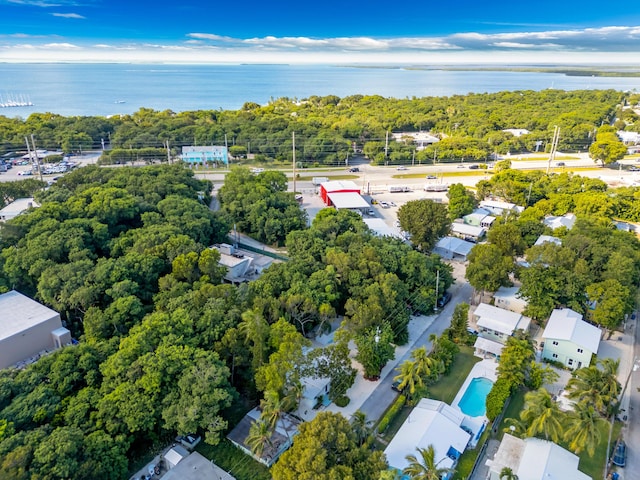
196,439,271,480
452,428,490,480
494,387,620,479
496,388,527,440
428,346,481,404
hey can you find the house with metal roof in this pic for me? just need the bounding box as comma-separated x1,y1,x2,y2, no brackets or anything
384,399,471,479
541,308,601,370
543,213,577,230
486,434,591,480
493,286,527,314
433,236,475,261
472,303,531,357
0,290,71,370
0,197,39,222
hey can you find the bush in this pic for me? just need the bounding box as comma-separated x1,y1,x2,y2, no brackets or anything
377,394,406,434
334,395,350,407
485,377,512,421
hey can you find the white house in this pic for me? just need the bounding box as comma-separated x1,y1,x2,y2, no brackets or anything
433,236,475,261
543,213,576,231
391,131,440,150
541,308,601,370
493,286,527,314
296,375,332,421
502,128,530,137
0,290,70,369
473,303,531,357
486,434,591,480
384,399,471,478
227,407,301,467
533,234,562,247
0,198,39,222
450,222,486,242
462,208,496,229
363,218,405,240
479,200,524,216
162,451,236,480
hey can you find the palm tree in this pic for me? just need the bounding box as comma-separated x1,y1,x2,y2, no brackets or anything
566,360,620,416
260,390,291,438
502,417,527,439
238,309,270,370
563,400,603,457
499,467,518,480
394,359,423,398
351,410,373,446
412,346,436,379
519,388,563,443
245,419,272,457
403,445,452,480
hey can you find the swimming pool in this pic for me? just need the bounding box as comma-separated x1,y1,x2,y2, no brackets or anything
457,377,493,417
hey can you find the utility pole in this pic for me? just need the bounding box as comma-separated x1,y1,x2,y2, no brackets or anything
292,131,296,194
546,126,560,174
27,135,44,183
384,130,389,166
412,149,415,166
165,140,171,164
434,269,440,313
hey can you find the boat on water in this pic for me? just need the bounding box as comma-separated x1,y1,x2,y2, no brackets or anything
114,100,126,104
0,94,34,108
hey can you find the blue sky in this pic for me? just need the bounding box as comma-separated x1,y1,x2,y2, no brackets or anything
1,0,639,63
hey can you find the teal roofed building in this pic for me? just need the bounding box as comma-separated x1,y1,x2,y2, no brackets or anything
181,146,228,165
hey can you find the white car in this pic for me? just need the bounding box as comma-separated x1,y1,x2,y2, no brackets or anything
396,166,407,171
17,170,33,176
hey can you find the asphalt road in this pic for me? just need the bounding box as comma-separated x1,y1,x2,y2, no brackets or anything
358,281,474,423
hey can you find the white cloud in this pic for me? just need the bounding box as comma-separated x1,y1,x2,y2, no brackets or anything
1,25,639,64
4,0,87,6
51,12,85,19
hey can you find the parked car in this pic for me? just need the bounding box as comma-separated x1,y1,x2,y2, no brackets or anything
437,290,452,308
379,201,390,208
629,166,639,171
391,380,404,393
17,170,33,176
613,440,626,467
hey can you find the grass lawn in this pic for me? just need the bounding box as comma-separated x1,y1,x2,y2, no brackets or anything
496,388,527,440
452,428,490,480
196,439,271,480
428,345,481,405
378,404,413,443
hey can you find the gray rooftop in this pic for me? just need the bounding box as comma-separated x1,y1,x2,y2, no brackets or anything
0,290,60,341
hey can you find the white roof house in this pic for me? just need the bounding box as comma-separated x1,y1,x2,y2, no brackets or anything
363,218,404,239
320,180,360,192
164,444,190,469
543,213,576,230
493,286,527,314
473,303,530,343
433,236,475,261
479,200,524,216
0,290,66,369
502,128,530,137
0,198,39,222
451,222,486,240
533,234,562,247
486,434,591,480
542,308,601,354
463,208,496,228
162,452,236,480
326,192,370,210
384,399,471,474
391,131,440,150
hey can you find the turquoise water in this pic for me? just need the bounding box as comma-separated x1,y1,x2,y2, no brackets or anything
2,63,640,117
458,377,493,417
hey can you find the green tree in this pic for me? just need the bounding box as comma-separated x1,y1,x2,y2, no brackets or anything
465,243,513,294
271,412,388,480
355,323,396,380
393,347,437,399
565,359,620,416
403,445,452,480
500,467,518,480
563,401,603,457
519,388,563,442
351,410,373,447
447,183,477,220
448,303,470,344
588,127,627,166
586,279,630,332
398,199,450,251
245,419,273,457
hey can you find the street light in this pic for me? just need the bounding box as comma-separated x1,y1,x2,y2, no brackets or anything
605,356,640,479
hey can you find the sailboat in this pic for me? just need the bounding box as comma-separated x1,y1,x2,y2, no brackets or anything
0,93,34,108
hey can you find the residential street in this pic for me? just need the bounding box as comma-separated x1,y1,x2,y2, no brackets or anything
357,280,473,423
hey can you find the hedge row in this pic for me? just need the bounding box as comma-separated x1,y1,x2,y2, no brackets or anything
485,377,512,420
377,394,406,434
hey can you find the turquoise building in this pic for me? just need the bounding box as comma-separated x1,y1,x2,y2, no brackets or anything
181,146,228,165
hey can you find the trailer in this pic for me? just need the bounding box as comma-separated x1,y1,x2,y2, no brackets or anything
389,185,411,193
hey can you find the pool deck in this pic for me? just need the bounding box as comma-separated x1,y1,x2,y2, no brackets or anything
451,358,499,417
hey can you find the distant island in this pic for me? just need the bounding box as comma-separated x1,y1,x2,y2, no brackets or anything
342,65,640,77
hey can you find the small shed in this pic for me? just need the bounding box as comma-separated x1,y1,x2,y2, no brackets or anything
164,444,190,469
433,236,475,261
319,181,360,205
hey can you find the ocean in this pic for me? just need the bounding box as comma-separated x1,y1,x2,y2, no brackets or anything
1,63,640,117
